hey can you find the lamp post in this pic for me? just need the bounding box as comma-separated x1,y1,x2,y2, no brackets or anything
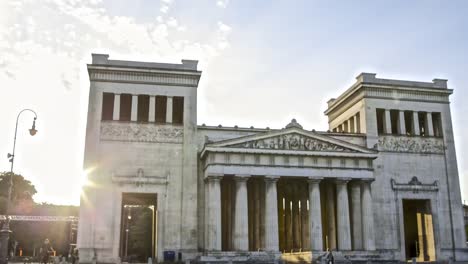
0,109,38,264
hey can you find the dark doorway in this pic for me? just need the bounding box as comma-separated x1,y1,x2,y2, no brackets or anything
120,193,157,263
402,199,436,261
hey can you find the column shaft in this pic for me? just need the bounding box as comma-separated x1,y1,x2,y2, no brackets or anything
308,178,323,251
148,96,156,122
350,182,362,250
131,95,138,121
398,110,406,135
336,179,352,250
361,180,376,251
113,94,120,121
207,176,222,250
425,112,434,136
353,116,358,133
384,109,392,134
326,183,336,250
166,96,173,123
264,176,279,251
412,111,420,136
233,176,249,251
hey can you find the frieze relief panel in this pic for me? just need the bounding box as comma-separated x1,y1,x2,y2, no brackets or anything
100,121,183,143
229,133,356,152
378,135,444,154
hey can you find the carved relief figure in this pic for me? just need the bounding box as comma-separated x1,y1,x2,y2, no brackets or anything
231,133,354,152
100,122,183,143
378,136,444,154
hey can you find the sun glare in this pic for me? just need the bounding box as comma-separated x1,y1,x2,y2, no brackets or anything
79,167,94,191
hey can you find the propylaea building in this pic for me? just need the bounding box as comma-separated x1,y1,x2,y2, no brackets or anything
77,54,468,263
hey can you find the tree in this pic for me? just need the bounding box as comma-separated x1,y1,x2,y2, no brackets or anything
0,172,37,214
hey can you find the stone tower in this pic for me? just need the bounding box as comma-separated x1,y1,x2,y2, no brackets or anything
77,54,201,263
325,73,467,260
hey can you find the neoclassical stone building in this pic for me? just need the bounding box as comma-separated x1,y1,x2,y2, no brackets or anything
78,54,468,263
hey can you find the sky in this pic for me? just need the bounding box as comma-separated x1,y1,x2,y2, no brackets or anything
0,0,467,205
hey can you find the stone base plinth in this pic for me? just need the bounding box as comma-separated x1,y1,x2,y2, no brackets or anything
198,251,281,263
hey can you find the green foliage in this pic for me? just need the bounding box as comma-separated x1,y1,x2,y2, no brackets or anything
0,171,79,257
0,172,37,214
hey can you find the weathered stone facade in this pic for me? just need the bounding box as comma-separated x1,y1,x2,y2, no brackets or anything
77,55,468,263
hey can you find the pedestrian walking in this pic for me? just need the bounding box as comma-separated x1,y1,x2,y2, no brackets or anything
39,239,54,264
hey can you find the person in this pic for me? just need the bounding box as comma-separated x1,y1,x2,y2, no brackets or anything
70,248,79,264
39,239,54,264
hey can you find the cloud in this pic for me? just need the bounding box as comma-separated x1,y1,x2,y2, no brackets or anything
216,0,229,8
216,21,232,50
0,0,232,204
167,17,178,27
160,5,169,13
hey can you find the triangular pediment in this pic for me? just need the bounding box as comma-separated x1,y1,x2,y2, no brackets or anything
206,127,375,154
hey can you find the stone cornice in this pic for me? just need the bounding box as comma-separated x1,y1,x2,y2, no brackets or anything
111,175,168,186
201,146,378,159
391,177,438,193
88,66,201,87
325,73,452,117
326,85,451,121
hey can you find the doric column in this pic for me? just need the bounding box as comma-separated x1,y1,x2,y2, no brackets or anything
233,175,249,251
113,94,120,121
352,116,358,133
166,96,173,123
308,178,323,251
350,181,362,250
412,111,420,136
326,183,336,250
131,94,138,121
347,119,353,133
384,109,392,134
336,178,352,250
264,176,280,251
361,179,376,251
148,96,156,122
398,110,406,135
425,112,434,136
206,175,222,251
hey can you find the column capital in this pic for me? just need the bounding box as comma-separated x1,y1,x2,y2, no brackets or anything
335,178,352,184
205,174,223,182
264,175,280,183
233,174,250,182
360,178,375,184
349,180,363,188
308,177,323,184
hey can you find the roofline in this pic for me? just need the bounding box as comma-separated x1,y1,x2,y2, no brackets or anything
89,53,201,73
325,73,452,115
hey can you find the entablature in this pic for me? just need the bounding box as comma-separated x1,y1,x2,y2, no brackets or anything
201,120,377,179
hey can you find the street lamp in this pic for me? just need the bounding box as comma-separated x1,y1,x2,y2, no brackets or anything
0,109,38,264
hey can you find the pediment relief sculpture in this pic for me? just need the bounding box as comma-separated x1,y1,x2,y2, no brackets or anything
229,133,356,152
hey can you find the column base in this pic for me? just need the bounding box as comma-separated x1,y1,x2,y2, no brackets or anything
200,251,281,263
